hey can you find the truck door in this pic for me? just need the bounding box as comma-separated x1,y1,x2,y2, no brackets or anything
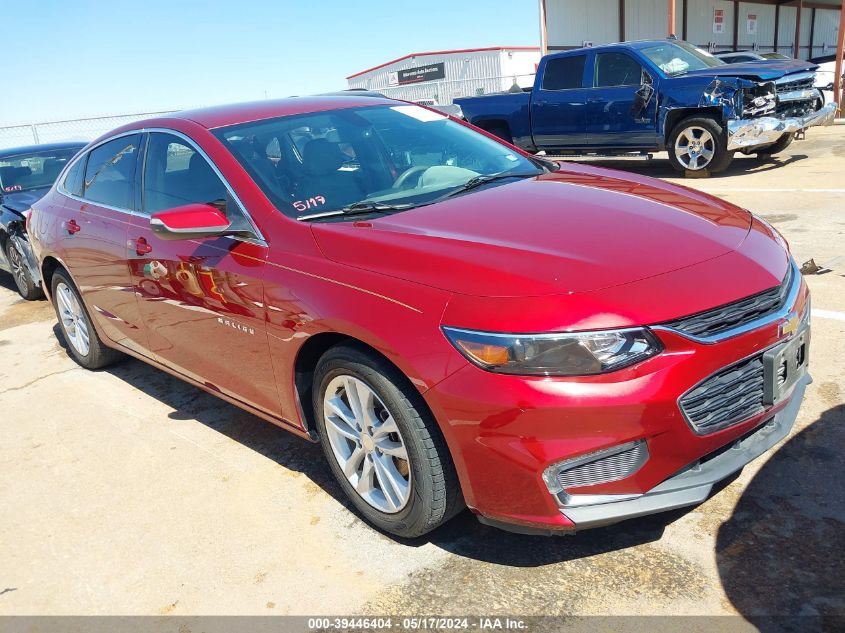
585,51,658,148
530,53,589,149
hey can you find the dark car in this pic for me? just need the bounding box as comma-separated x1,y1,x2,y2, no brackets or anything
0,142,85,299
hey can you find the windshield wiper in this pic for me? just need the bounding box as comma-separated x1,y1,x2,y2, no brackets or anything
436,171,542,200
297,201,415,221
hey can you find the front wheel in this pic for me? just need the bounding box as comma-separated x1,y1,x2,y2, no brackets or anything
313,343,463,538
668,117,733,174
5,239,43,301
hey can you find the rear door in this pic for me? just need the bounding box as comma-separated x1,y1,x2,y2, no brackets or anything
54,134,151,355
127,130,281,416
585,51,658,148
530,53,589,148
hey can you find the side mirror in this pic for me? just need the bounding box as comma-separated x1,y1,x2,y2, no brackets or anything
150,203,232,241
631,71,655,117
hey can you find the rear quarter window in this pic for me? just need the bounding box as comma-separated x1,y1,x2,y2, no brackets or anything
62,157,86,197
541,55,587,91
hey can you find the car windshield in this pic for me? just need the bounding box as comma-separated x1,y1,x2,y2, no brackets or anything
640,41,725,76
213,104,548,220
0,147,81,194
762,53,791,60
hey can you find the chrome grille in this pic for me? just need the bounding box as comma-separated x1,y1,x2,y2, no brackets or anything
662,265,793,339
775,73,815,94
556,442,648,489
679,354,766,434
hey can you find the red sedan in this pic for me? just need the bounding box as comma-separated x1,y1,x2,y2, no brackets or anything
27,96,810,537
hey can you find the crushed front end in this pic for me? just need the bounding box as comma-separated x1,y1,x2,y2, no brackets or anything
717,71,837,151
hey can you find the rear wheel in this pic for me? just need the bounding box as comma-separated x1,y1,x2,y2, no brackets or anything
5,239,42,301
51,269,122,369
313,343,462,538
668,116,733,174
756,133,794,156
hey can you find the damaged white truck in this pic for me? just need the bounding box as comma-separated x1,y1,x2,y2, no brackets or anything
454,39,837,174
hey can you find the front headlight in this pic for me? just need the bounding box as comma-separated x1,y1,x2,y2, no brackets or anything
442,326,662,376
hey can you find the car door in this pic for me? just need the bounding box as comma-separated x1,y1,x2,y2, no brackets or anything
530,53,589,148
53,134,151,355
127,130,281,416
586,51,658,148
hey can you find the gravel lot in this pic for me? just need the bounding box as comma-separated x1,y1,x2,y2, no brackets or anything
1,126,843,625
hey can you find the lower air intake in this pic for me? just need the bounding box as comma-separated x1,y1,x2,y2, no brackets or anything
553,441,649,491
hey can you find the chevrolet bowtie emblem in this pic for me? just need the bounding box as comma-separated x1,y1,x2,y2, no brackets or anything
779,313,799,338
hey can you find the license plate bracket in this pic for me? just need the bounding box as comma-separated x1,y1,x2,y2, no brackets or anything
762,328,809,406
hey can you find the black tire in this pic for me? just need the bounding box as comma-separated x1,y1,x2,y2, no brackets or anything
668,116,734,174
51,268,122,369
5,238,43,301
756,133,794,156
313,343,463,538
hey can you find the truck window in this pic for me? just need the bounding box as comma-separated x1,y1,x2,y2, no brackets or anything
541,55,586,91
594,53,643,88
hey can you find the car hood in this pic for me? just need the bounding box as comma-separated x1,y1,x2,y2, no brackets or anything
0,187,49,215
683,59,817,81
311,165,754,298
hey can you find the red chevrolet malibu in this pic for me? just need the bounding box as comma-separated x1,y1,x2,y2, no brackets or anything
28,96,810,537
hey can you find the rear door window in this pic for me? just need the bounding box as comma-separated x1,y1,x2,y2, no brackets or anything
541,55,587,90
83,135,141,209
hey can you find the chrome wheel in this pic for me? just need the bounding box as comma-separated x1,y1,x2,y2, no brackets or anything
674,126,715,170
322,375,411,513
56,282,90,357
7,243,28,291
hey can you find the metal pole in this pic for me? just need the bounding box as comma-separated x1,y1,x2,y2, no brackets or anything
794,0,803,59
30,124,40,144
539,0,548,55
834,2,845,114
668,0,676,37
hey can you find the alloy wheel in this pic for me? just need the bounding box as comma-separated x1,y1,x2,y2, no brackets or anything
322,375,411,513
7,243,28,292
56,282,90,357
675,126,715,170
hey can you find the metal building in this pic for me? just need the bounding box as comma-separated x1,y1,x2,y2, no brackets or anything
346,47,542,105
540,0,842,59
539,0,844,109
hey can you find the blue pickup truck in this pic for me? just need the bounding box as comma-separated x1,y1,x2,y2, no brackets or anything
454,39,836,174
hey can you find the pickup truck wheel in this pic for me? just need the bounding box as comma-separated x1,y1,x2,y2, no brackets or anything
756,133,794,156
314,343,463,538
5,239,43,301
668,117,733,174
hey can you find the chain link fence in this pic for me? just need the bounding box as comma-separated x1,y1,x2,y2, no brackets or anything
0,74,539,151
350,73,537,105
0,111,178,151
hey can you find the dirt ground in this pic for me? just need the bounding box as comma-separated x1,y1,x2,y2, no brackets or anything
0,126,843,626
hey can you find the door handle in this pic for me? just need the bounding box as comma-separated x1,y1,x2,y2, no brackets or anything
134,237,153,256
65,219,81,234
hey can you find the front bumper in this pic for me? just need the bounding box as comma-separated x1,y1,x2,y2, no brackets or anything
560,373,808,530
727,101,837,150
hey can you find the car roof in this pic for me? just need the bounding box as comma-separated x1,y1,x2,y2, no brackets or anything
0,141,86,159
144,95,399,131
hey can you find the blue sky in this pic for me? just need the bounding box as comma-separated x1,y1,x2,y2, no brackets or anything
5,0,539,124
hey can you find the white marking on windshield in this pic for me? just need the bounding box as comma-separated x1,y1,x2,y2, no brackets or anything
390,105,447,122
